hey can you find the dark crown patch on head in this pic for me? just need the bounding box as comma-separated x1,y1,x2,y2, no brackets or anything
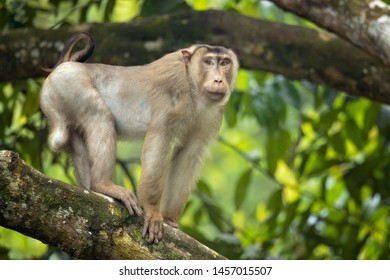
193,44,229,55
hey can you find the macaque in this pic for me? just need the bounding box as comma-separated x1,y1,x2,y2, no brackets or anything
41,32,239,243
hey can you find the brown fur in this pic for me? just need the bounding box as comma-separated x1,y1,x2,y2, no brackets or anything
40,33,239,243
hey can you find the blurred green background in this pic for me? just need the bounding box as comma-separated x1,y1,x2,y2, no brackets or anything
1,0,390,260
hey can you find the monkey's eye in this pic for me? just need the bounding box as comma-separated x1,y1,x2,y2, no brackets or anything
204,58,214,66
220,59,231,67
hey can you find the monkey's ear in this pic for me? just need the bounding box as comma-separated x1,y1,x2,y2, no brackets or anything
181,49,192,65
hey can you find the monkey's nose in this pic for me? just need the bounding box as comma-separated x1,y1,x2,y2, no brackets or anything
214,79,223,84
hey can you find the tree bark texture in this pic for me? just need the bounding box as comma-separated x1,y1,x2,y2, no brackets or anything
271,0,390,65
2,10,390,104
0,150,225,260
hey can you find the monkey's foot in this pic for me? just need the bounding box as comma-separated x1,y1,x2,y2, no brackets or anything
119,187,144,216
95,184,143,216
163,217,178,228
142,207,163,244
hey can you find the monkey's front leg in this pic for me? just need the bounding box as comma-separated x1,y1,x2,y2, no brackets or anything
137,128,171,243
160,133,212,229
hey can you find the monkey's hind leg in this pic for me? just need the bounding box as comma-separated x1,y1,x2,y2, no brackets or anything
44,109,69,152
41,86,70,152
82,98,143,216
69,132,91,190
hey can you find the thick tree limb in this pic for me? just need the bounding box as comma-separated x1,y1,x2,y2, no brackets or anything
0,150,225,260
2,10,390,103
271,0,390,65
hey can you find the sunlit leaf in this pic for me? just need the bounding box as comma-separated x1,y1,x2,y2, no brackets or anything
256,204,268,223
232,210,246,229
275,159,297,187
236,0,261,18
235,70,250,92
282,185,299,204
301,122,316,141
234,169,252,209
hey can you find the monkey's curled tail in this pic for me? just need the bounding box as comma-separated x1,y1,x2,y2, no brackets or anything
42,32,95,72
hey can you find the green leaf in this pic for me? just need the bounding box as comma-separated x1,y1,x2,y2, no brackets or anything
318,108,342,132
197,180,213,197
282,201,299,233
193,206,203,226
267,189,282,211
280,80,301,110
104,0,115,21
266,129,292,173
329,132,346,155
236,0,261,18
224,89,242,127
234,169,252,209
141,0,190,16
345,119,363,149
344,155,389,203
304,157,340,178
194,190,225,231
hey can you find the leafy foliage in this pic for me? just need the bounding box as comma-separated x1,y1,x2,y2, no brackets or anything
2,0,390,260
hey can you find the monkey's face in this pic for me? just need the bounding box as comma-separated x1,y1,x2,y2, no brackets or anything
183,46,239,102
201,54,235,101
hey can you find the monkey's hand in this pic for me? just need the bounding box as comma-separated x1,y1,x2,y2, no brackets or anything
142,206,163,244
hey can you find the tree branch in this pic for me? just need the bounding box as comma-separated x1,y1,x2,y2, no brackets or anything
271,0,390,65
0,150,225,260
2,10,390,103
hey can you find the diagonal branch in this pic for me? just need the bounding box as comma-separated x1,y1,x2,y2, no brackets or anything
0,150,225,260
271,0,390,65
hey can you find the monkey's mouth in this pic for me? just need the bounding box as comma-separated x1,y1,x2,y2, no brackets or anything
207,91,225,101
